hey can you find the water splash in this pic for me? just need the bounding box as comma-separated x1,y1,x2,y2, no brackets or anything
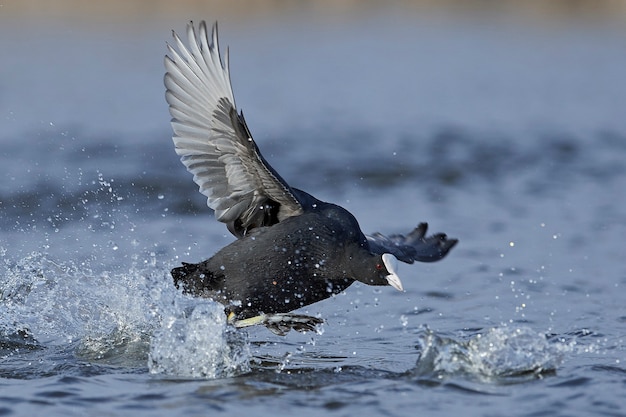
148,301,250,379
0,250,251,378
413,326,567,383
1,251,154,347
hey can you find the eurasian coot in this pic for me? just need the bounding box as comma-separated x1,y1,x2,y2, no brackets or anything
165,21,458,334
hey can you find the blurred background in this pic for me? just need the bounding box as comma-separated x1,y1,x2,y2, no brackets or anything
4,0,626,22
3,0,625,137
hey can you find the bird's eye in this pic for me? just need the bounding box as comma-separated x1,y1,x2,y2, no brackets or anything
375,263,383,270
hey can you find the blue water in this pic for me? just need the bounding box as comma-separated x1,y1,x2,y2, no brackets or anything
1,11,626,416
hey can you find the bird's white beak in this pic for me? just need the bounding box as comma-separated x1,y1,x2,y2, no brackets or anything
382,253,403,292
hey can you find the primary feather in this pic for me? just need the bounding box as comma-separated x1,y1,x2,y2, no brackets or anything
165,21,302,237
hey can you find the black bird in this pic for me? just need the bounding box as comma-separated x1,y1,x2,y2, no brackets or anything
165,21,457,335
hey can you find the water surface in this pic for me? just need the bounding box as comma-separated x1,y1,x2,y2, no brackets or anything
1,10,625,417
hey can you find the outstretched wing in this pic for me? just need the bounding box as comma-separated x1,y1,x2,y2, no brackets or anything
367,223,458,264
165,21,303,237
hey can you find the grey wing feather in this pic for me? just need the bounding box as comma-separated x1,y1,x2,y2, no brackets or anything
367,223,458,264
165,21,303,237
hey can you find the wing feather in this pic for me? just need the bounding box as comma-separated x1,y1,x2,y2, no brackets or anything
165,21,303,237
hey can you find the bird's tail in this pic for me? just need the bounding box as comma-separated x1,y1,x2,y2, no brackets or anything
170,262,208,296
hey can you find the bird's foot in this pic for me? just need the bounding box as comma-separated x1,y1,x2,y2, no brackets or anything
228,312,324,336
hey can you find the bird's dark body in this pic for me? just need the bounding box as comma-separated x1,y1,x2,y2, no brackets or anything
172,202,388,319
